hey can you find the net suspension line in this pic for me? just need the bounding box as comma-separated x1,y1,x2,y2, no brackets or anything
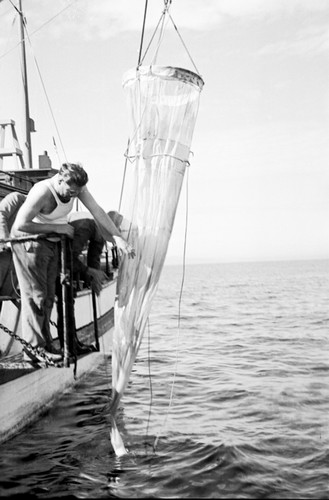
137,0,201,76
123,0,201,168
152,163,190,453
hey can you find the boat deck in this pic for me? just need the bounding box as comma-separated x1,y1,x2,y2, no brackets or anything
0,306,114,385
0,354,39,384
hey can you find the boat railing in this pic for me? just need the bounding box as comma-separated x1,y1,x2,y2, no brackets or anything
0,234,118,367
0,234,102,368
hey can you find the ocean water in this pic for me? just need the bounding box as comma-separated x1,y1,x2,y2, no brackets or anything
0,259,328,499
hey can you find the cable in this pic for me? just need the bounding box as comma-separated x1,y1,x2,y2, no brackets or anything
1,1,75,164
138,11,165,66
151,5,170,66
144,318,154,453
137,0,148,68
137,0,202,78
0,8,16,71
118,139,130,213
0,0,80,61
153,163,189,452
167,12,201,76
97,291,113,408
8,0,19,15
23,25,68,163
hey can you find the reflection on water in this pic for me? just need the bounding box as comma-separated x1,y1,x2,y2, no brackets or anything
0,260,328,498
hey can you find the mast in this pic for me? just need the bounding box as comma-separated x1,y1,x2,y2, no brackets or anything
18,0,32,169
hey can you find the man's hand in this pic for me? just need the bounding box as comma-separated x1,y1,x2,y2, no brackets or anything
87,268,108,295
113,235,136,258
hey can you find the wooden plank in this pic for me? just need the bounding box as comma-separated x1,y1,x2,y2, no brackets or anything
0,148,23,157
0,120,15,126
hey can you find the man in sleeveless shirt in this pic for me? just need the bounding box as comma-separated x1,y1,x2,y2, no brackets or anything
11,163,135,363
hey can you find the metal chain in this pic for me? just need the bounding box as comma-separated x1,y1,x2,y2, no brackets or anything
0,322,62,367
0,234,67,367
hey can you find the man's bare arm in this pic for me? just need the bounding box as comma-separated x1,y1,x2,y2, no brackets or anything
13,183,74,237
78,187,135,257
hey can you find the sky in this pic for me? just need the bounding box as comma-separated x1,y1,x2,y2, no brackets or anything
0,0,328,265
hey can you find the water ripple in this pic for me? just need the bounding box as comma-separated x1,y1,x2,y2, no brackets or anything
0,260,328,498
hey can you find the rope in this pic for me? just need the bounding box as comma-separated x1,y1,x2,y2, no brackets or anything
137,0,171,66
118,139,130,213
0,7,16,76
167,12,201,76
144,318,154,453
52,137,63,169
153,166,189,452
92,295,116,425
137,0,149,68
137,0,202,77
23,20,68,164
138,11,165,66
0,0,80,62
151,5,170,66
125,152,190,166
0,0,77,165
8,0,20,15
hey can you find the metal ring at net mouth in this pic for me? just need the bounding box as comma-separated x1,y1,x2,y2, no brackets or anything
123,65,204,91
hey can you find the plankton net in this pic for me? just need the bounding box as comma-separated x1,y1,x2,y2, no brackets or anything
109,65,204,455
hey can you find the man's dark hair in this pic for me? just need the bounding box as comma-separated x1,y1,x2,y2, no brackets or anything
59,163,89,187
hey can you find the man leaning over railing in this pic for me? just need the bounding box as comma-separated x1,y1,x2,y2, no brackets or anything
10,162,135,364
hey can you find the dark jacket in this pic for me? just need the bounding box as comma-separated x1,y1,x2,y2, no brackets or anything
69,218,104,283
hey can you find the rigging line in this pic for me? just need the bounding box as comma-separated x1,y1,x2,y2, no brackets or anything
145,317,154,454
138,0,201,77
153,162,189,452
97,294,113,407
118,138,130,213
52,137,63,169
151,4,171,66
8,0,19,15
128,153,190,165
0,12,16,77
24,24,68,163
0,0,80,61
1,0,14,16
168,12,201,76
138,11,164,67
137,0,148,68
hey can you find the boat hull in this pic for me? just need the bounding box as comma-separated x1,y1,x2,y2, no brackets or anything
0,277,116,356
0,278,116,443
0,342,112,443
